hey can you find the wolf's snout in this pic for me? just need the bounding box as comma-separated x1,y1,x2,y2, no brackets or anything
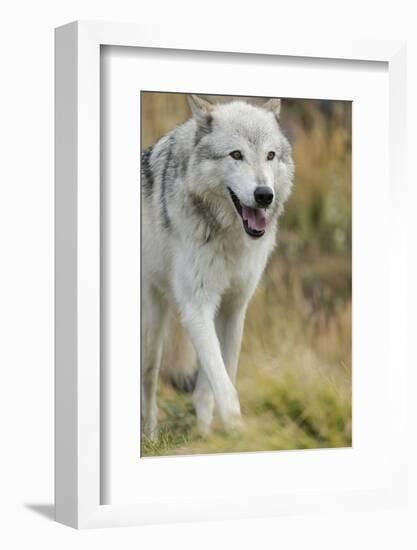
254,186,273,207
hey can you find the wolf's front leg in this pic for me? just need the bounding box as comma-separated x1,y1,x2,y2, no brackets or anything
216,296,248,384
192,368,214,436
180,304,242,432
191,299,247,436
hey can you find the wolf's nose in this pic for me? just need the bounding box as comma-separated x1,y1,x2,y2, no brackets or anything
254,186,273,207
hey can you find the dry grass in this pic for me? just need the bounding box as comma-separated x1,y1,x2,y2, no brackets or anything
141,93,352,457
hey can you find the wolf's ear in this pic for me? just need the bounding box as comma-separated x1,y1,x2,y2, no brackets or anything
263,98,281,120
188,94,214,129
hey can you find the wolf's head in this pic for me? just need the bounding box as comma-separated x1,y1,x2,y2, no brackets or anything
187,95,294,239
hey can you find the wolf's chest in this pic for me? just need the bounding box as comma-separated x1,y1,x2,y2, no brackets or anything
202,234,274,293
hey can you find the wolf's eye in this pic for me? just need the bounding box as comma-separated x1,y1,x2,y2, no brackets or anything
230,150,243,160
267,151,275,161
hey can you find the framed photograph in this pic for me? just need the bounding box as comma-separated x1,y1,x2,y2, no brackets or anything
55,21,407,528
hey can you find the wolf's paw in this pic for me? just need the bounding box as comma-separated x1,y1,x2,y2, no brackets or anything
169,370,198,394
219,387,244,433
196,420,212,439
224,413,245,435
142,417,159,442
144,428,159,443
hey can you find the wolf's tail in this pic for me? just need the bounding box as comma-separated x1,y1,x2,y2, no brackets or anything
160,314,198,393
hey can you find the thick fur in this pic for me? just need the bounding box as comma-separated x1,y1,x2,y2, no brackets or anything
141,96,294,438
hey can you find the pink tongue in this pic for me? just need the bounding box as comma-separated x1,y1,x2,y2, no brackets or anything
242,206,267,231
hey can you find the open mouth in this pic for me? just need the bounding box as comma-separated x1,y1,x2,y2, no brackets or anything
228,188,267,239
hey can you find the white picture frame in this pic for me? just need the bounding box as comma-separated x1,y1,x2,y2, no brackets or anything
55,20,407,529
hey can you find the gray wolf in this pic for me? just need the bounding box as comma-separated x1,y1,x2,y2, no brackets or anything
141,95,294,439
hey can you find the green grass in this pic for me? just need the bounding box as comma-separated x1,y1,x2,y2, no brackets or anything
142,367,351,457
142,362,351,457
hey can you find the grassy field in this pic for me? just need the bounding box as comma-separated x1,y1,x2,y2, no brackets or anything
141,93,352,457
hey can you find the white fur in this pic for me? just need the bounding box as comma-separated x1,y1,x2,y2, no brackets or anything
141,96,294,438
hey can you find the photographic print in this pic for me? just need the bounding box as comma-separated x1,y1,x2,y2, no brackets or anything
140,92,352,457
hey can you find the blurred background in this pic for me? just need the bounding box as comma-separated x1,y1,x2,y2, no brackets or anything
141,92,352,456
